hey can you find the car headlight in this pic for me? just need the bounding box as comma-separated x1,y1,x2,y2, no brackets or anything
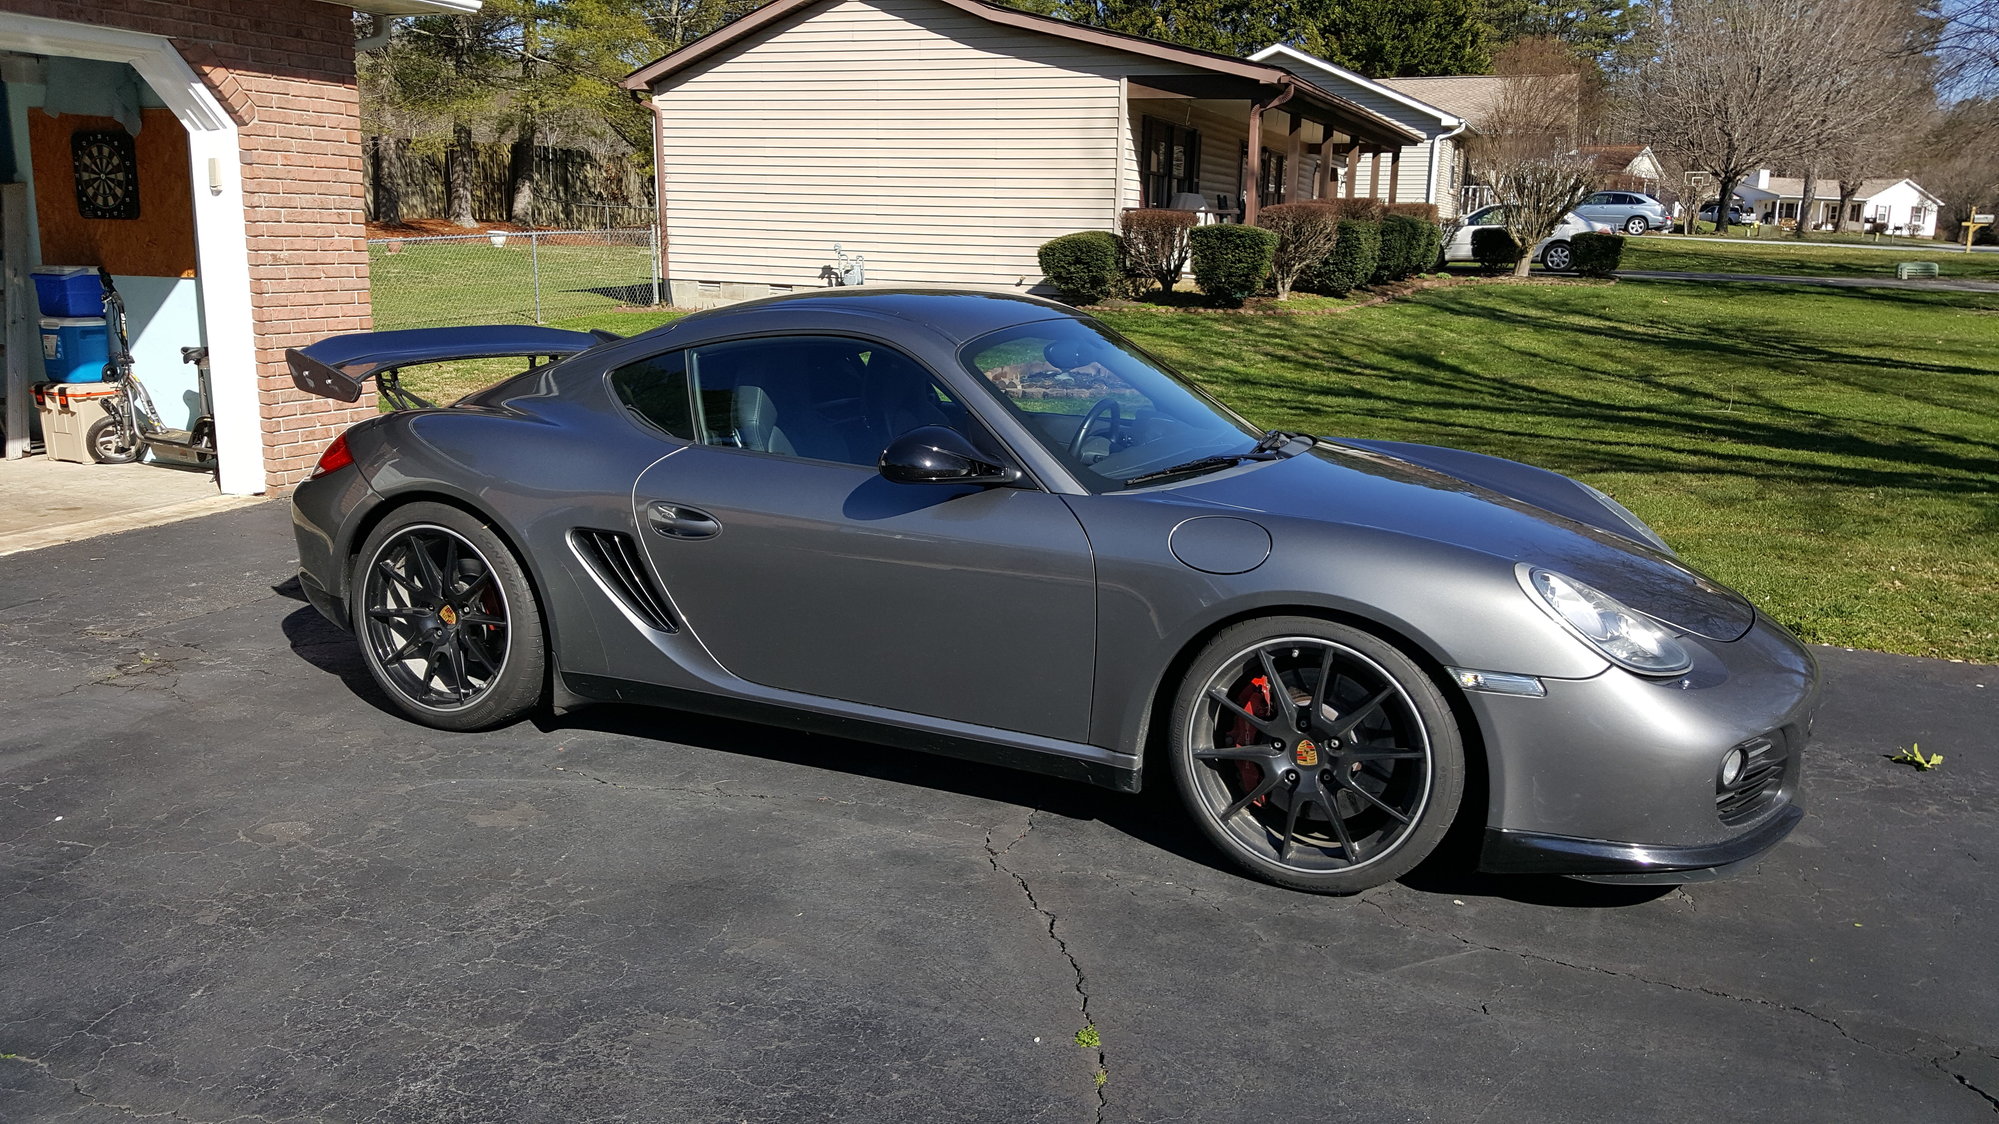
1519,565,1693,676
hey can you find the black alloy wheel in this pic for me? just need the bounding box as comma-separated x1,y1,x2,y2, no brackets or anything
1171,617,1464,893
352,502,545,730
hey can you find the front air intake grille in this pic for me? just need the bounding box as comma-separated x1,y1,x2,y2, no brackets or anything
1717,734,1786,825
572,529,677,633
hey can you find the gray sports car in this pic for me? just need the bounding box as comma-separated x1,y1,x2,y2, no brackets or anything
289,290,1817,894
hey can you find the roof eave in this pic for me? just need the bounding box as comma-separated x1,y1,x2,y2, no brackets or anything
621,0,1420,145
1248,43,1462,130
325,0,480,13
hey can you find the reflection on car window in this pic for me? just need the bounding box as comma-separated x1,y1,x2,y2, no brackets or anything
961,319,1258,492
684,335,964,467
609,351,694,439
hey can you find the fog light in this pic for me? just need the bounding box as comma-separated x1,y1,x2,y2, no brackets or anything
1719,747,1748,788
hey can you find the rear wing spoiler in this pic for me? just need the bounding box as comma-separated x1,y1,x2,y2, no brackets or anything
286,325,615,410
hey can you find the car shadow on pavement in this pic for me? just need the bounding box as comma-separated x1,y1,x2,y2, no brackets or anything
279,594,1674,910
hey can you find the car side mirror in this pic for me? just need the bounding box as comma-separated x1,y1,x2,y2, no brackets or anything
879,426,1021,487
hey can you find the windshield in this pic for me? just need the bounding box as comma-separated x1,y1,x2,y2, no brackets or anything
959,318,1262,491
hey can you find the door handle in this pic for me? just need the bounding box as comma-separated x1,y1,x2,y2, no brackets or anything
647,502,721,540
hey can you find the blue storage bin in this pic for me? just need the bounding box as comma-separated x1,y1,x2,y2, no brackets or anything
31,266,103,318
40,317,111,383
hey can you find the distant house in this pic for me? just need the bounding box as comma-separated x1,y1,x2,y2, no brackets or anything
621,0,1423,305
1735,171,1941,237
1248,45,1469,220
1578,145,1664,195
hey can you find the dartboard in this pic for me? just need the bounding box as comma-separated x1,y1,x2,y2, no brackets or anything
71,129,140,220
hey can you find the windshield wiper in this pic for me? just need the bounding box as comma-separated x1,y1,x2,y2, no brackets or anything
1120,430,1315,489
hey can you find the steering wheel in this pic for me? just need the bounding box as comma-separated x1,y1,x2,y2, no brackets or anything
1067,398,1124,461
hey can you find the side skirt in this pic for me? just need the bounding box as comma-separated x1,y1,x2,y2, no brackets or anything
561,672,1145,793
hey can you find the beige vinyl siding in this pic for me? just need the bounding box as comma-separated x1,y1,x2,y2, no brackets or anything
652,0,1205,288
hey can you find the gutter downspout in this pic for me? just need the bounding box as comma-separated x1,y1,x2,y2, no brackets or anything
652,96,669,301
355,15,394,52
1428,117,1466,216
1243,83,1297,226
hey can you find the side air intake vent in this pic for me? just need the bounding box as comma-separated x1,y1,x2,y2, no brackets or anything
571,529,678,633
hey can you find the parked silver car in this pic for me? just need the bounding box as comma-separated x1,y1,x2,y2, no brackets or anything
1575,190,1672,235
288,292,1817,895
1442,206,1609,271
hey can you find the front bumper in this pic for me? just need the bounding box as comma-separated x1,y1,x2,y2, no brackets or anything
1469,613,1818,880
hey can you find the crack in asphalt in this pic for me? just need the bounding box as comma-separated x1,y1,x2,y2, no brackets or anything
1935,1051,1999,1114
985,810,1107,1123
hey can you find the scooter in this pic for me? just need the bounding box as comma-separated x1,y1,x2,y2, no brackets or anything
87,268,216,469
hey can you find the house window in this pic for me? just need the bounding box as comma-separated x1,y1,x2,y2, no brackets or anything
1141,117,1201,208
1849,203,1863,222
1910,205,1927,228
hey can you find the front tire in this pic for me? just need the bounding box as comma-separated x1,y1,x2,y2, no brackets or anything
1169,617,1464,894
1541,240,1575,272
351,502,546,731
87,417,139,464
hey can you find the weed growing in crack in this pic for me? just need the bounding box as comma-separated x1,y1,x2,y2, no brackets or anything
1075,1025,1100,1049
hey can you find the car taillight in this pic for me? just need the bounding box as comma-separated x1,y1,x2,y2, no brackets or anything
311,432,354,479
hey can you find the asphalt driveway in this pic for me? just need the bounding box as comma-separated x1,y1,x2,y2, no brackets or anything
2,503,1994,1122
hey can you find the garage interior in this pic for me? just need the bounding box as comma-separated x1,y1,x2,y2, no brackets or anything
1,48,241,553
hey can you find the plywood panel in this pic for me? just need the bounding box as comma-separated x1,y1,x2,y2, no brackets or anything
29,108,197,278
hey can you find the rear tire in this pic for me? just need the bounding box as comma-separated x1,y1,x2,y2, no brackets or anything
1169,616,1465,894
87,417,139,464
1541,240,1575,272
351,502,545,731
1623,216,1649,235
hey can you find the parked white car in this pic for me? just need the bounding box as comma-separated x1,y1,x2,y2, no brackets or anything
1442,206,1611,271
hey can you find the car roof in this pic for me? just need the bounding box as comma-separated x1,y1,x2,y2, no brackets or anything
674,288,1081,341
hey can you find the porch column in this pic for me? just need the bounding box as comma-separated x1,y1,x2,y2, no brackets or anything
1369,150,1381,199
1242,86,1295,226
1286,115,1304,204
1344,146,1359,199
1388,148,1401,204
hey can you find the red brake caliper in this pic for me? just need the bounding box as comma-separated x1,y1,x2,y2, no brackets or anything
1230,675,1276,808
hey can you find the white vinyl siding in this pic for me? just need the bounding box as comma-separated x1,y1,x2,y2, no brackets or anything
652,0,1205,288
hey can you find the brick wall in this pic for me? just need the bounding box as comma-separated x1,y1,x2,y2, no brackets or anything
1,0,374,488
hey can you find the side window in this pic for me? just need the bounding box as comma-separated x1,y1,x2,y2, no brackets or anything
685,335,965,467
1585,193,1612,206
609,350,694,440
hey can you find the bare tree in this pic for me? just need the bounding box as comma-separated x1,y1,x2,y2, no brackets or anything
1635,0,1927,237
1466,70,1600,276
1917,97,1999,239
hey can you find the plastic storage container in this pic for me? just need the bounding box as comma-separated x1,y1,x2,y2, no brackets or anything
40,317,111,383
33,381,121,464
31,266,103,317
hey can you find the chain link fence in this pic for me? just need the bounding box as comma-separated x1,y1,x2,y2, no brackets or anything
367,227,663,331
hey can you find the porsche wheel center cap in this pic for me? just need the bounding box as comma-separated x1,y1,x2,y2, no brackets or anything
438,605,459,627
1294,739,1319,767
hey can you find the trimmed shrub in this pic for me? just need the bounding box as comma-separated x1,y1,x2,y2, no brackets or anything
1255,203,1343,299
1120,209,1198,292
1471,226,1522,273
1037,231,1122,306
1571,231,1625,278
1386,201,1441,223
1415,220,1445,273
1299,218,1380,295
1374,213,1431,283
1189,224,1279,307
1321,197,1388,223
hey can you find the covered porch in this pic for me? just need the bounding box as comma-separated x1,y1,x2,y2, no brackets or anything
1124,72,1424,224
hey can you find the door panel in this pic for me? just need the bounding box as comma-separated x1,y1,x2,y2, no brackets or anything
633,446,1098,743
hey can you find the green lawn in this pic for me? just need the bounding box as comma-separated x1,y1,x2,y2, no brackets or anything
389,275,1999,663
1624,237,1999,281
368,235,659,331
